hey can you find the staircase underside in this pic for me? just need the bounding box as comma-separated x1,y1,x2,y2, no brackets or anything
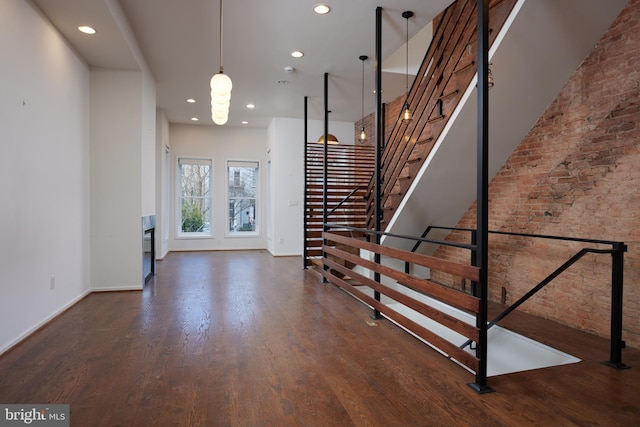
383,0,629,252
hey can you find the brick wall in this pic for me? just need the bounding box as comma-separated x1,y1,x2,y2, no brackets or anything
355,96,404,146
433,0,640,347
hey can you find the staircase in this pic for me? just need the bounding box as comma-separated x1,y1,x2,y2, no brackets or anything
304,143,375,268
366,0,517,231
312,0,632,388
366,0,628,253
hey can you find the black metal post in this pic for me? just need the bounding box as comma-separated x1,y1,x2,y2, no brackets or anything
605,242,629,369
470,229,477,296
371,6,383,319
303,96,309,269
468,0,493,394
322,73,329,283
381,102,386,151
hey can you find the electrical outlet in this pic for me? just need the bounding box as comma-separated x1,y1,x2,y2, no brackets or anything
279,237,284,244
50,276,55,290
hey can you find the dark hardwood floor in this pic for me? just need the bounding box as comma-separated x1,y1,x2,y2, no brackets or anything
0,250,638,426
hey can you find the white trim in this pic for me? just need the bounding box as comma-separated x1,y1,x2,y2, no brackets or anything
225,158,261,238
91,286,142,292
176,156,213,239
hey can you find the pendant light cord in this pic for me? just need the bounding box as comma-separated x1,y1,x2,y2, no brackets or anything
401,11,413,123
405,15,409,95
361,59,365,119
219,0,224,74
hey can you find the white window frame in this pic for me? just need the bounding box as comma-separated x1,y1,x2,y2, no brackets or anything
226,160,260,237
176,157,213,239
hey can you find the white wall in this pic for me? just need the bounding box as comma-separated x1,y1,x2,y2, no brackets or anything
267,118,355,256
141,71,156,217
90,71,144,290
156,109,171,259
0,0,91,353
88,0,156,289
169,124,268,251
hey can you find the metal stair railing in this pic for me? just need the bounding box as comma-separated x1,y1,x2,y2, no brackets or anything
410,225,630,370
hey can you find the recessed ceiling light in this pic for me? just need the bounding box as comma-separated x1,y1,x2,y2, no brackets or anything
313,4,331,15
246,104,255,109
291,51,304,58
187,98,196,103
241,121,249,125
78,25,96,35
191,117,199,121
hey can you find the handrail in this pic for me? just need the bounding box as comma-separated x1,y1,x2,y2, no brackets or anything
407,225,625,272
410,224,629,369
414,225,625,247
327,186,361,218
325,223,476,252
458,247,616,351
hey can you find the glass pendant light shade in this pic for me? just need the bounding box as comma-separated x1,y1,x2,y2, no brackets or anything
360,127,366,141
211,70,231,125
212,107,228,125
210,72,232,124
210,90,230,107
210,72,232,95
402,103,412,122
317,134,339,145
211,0,231,125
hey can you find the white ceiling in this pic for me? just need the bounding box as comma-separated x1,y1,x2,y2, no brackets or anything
31,0,453,128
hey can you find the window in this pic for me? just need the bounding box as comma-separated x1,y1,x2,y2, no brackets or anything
178,158,212,236
227,160,259,235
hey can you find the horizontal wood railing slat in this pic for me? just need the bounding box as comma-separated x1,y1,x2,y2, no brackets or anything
324,232,479,283
323,247,480,341
320,264,479,371
323,243,479,313
316,228,485,373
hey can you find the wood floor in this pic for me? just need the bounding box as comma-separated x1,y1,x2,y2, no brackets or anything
0,251,638,426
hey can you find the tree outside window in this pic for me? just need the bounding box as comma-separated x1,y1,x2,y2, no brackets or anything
178,158,212,235
227,161,258,234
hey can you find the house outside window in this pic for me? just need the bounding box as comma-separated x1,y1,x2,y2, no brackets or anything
227,160,259,235
178,158,212,237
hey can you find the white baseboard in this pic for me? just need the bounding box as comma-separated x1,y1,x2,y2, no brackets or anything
0,289,92,356
91,286,142,292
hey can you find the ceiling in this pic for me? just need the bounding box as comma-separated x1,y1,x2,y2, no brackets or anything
32,0,453,128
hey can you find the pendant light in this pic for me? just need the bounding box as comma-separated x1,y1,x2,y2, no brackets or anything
317,134,339,145
359,55,368,141
401,11,414,124
211,0,232,125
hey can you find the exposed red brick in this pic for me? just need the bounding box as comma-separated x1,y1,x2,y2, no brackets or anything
433,0,640,347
